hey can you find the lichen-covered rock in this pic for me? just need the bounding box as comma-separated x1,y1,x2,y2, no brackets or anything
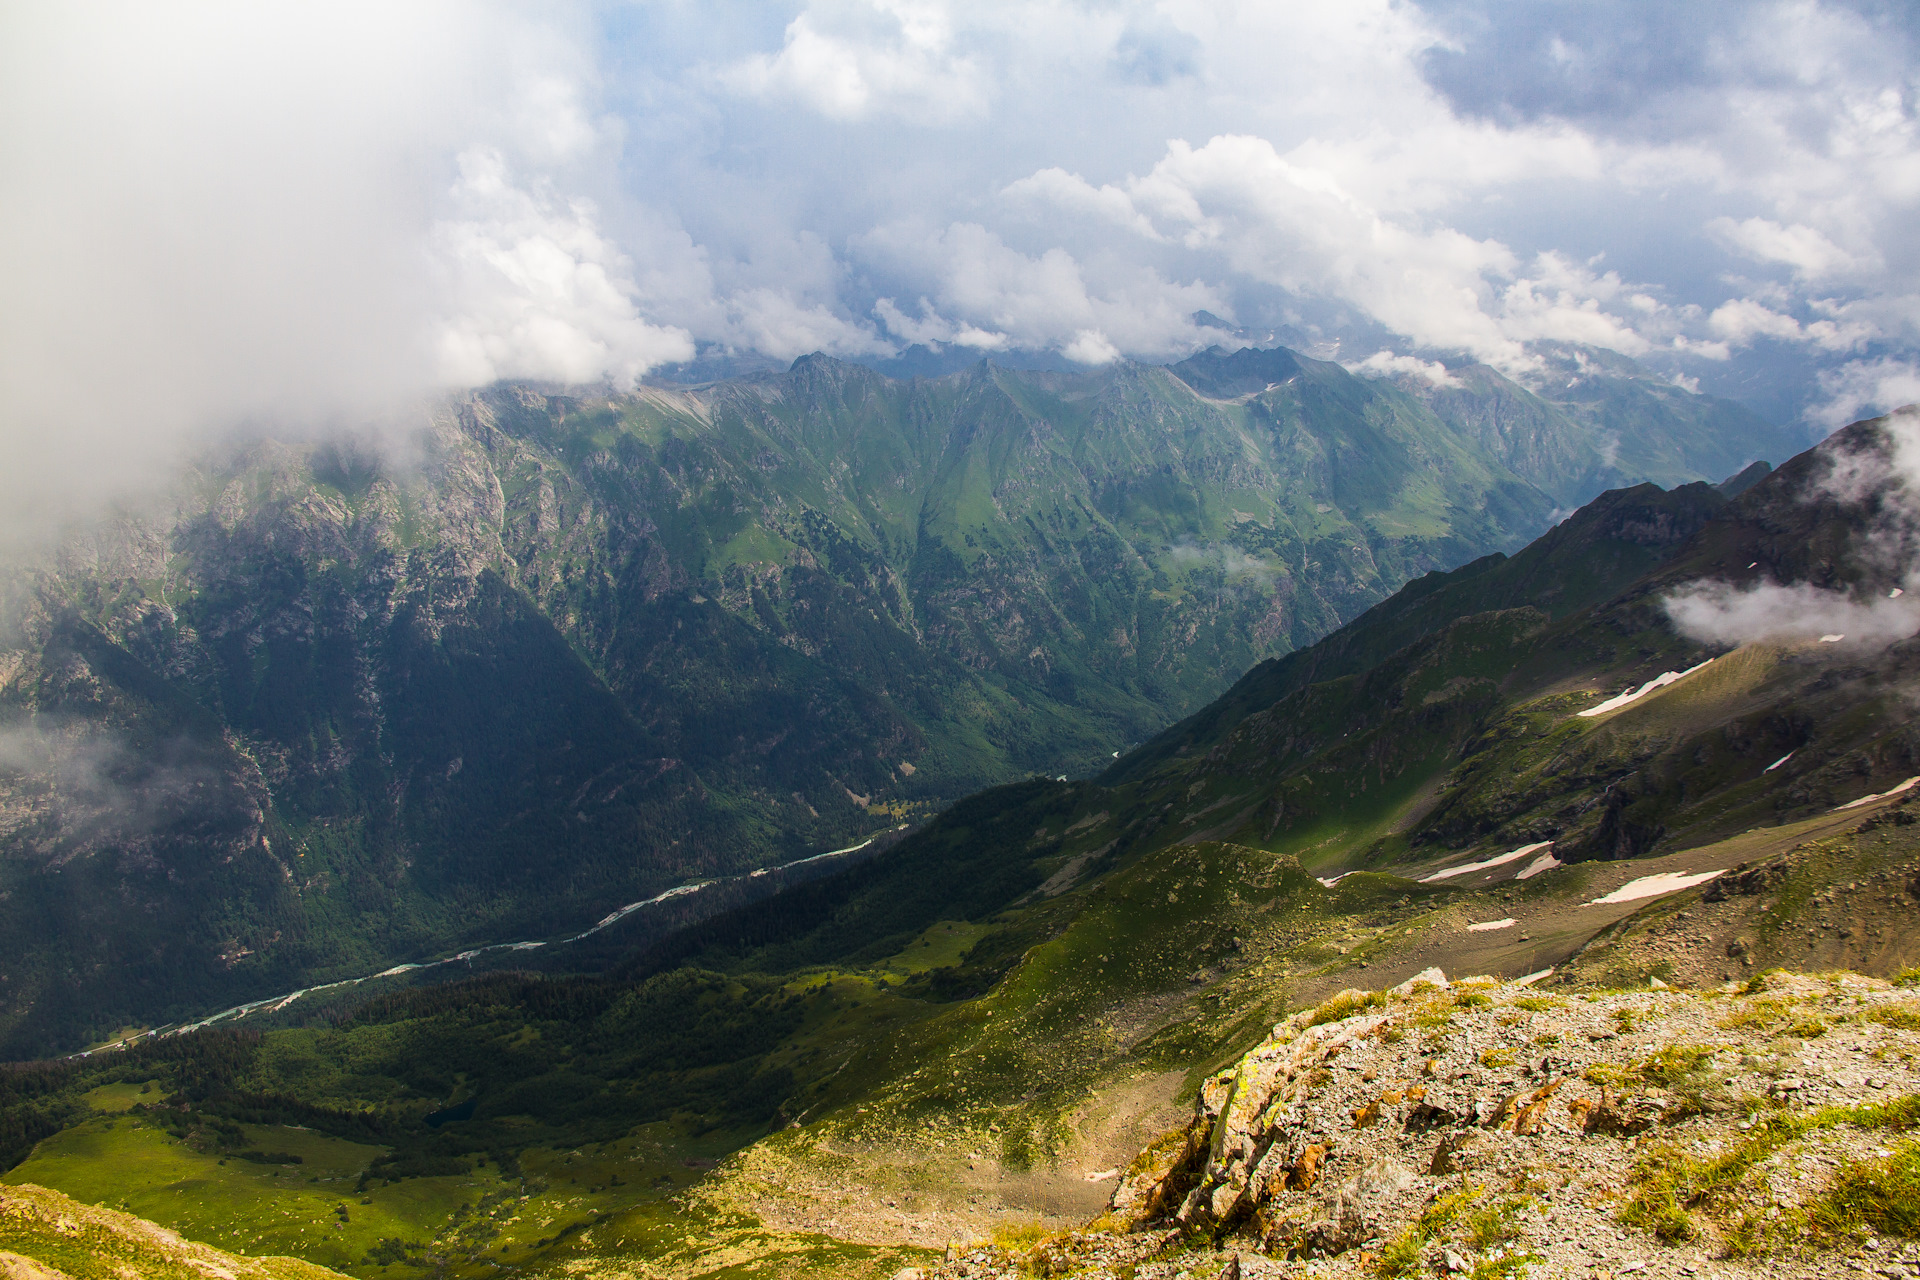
1079,970,1920,1278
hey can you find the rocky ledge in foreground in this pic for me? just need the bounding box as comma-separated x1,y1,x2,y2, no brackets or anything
908,968,1920,1280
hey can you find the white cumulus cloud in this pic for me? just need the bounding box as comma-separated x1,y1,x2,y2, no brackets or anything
433,150,694,389
716,0,987,124
1706,217,1867,280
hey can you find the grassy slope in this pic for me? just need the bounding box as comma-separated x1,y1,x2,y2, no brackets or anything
0,1179,347,1280
0,351,1567,1058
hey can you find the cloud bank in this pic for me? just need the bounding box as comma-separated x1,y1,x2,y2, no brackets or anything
1665,581,1920,647
4,0,1920,539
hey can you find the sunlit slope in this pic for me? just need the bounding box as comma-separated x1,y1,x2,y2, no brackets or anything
0,1180,347,1280
5,413,1912,1279
1106,478,1729,786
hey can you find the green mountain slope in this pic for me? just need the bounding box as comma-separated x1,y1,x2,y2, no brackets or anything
7,412,1918,1279
0,353,1554,1057
0,350,1787,1057
1385,342,1808,507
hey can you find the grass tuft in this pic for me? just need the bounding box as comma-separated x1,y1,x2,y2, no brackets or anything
1376,1185,1476,1277
1866,1004,1920,1032
989,1216,1054,1252
1620,1093,1920,1249
1307,989,1387,1027
1812,1140,1920,1241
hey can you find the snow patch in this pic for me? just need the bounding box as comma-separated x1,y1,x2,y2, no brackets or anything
1466,918,1517,933
1834,776,1920,810
1514,852,1563,880
1577,660,1713,718
1765,751,1795,773
1586,869,1725,905
1420,841,1553,883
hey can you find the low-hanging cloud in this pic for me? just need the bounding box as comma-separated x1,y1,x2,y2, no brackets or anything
0,2,686,549
1664,581,1920,647
1346,351,1461,388
1664,406,1920,647
0,718,233,857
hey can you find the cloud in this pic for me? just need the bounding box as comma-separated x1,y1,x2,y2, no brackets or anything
1009,136,1681,373
715,0,986,123
1664,406,1920,647
1810,360,1920,432
872,298,1009,350
9,0,1920,546
432,150,694,388
1706,216,1866,280
1062,331,1122,366
1664,580,1920,647
1167,540,1275,582
1707,297,1875,353
1111,19,1202,87
0,0,652,546
0,718,234,858
1346,352,1461,387
855,219,1223,361
718,289,895,362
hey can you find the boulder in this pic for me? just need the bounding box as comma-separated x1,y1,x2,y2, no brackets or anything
1299,1157,1417,1254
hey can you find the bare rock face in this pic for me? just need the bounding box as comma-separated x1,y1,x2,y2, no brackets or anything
1296,1155,1418,1255
1039,969,1920,1280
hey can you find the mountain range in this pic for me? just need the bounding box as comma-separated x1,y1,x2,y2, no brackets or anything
1,392,1916,1277
0,345,1800,1057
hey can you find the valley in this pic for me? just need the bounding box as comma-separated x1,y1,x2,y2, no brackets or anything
0,344,1787,1059
10,9,1917,1279
2,404,1915,1280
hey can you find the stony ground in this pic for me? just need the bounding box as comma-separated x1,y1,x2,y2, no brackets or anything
894,969,1920,1280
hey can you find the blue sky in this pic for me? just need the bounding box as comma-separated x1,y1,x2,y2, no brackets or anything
2,1,1917,523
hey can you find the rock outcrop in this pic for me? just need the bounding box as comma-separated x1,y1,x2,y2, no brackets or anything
925,968,1920,1279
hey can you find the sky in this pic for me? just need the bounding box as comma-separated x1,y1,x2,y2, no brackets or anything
2,0,1918,532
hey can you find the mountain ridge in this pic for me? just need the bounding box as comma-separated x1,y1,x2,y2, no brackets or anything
0,349,1798,1056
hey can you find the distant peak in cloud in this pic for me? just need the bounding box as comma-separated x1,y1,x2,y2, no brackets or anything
7,0,1920,542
